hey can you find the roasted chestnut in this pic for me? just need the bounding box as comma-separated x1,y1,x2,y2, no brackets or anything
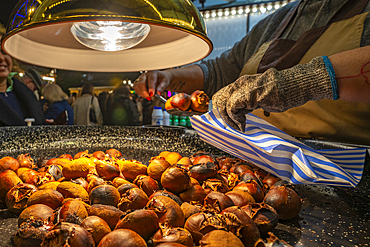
184,212,227,244
93,151,106,160
89,184,120,207
204,191,234,211
202,178,229,194
180,202,201,220
17,154,35,169
81,216,111,245
199,230,244,247
241,202,279,236
88,204,124,230
233,180,264,203
225,189,255,206
27,188,64,210
161,166,191,194
74,150,91,159
56,199,88,224
105,149,122,158
0,156,20,171
118,159,147,182
87,177,107,193
118,187,149,212
133,174,160,197
190,90,209,112
14,218,54,247
264,183,302,220
117,182,139,196
152,223,193,247
62,158,91,180
165,152,183,166
115,209,159,241
179,184,207,203
98,229,147,247
188,162,218,183
146,196,185,227
0,169,22,203
56,181,89,202
5,183,38,214
18,204,54,227
147,157,171,181
149,190,183,206
95,158,121,180
168,93,191,111
221,206,261,247
41,222,94,247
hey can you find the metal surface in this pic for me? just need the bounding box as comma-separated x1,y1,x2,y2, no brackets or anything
155,94,205,116
2,0,213,71
0,126,369,246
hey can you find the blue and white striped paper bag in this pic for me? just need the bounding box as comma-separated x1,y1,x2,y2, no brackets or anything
190,109,367,187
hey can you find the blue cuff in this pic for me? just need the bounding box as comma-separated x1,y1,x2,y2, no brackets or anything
322,56,338,100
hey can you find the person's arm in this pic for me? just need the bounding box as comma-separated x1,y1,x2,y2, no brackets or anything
330,45,370,104
133,65,204,99
212,46,370,131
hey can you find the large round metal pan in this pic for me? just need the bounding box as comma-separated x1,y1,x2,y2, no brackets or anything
0,126,369,246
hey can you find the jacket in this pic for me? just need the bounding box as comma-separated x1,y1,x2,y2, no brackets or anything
0,78,45,126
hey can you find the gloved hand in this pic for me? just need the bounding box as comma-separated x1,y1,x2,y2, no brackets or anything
212,56,338,132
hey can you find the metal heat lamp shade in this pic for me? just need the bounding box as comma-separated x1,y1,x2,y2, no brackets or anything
1,0,213,72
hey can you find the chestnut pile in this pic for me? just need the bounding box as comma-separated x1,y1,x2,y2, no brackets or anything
165,91,210,113
0,149,302,247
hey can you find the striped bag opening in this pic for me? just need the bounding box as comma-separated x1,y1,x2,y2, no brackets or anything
190,109,366,187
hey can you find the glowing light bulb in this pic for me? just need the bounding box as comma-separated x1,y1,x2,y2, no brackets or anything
71,21,150,52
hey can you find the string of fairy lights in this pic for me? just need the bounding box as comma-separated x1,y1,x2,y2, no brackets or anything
199,0,295,19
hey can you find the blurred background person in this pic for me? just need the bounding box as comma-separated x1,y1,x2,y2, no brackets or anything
0,27,45,126
68,92,77,106
132,93,143,125
98,91,111,125
73,83,103,126
109,84,140,126
22,68,44,100
42,83,73,125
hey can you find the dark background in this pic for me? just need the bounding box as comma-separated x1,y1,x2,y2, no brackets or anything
0,0,17,27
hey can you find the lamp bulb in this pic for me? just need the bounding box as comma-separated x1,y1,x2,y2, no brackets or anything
70,21,150,52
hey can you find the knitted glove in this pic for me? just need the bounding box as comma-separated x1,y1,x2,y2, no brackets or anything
212,56,338,132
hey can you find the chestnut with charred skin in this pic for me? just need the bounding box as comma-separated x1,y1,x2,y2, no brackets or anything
41,222,94,247
5,183,38,214
264,183,302,220
0,170,23,203
221,206,261,247
133,174,160,197
18,204,54,227
115,209,159,241
56,199,88,224
241,202,279,236
146,196,185,227
118,187,149,212
184,212,227,244
152,223,193,247
89,184,120,207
